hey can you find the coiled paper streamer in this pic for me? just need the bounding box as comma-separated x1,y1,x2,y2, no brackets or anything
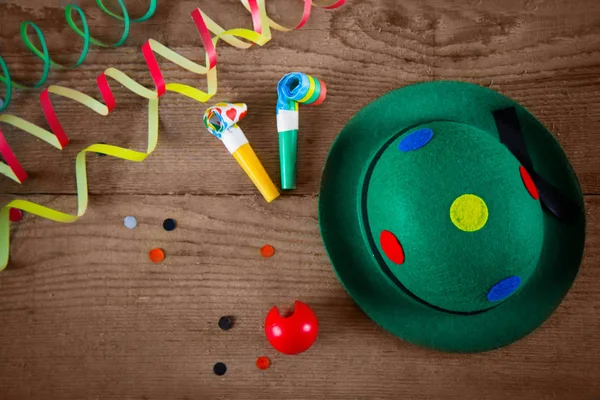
0,0,346,271
276,72,327,189
0,0,158,113
204,103,279,202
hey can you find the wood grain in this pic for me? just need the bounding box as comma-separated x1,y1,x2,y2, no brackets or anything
0,194,599,400
1,0,600,196
1,0,600,399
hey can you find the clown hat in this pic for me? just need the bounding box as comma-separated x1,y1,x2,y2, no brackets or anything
319,81,585,353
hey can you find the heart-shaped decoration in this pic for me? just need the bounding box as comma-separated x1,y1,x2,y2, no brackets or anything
226,108,237,122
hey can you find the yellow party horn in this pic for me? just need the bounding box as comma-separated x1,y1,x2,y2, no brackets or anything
204,103,280,203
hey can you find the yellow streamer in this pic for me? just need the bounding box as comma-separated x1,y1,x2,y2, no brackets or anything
0,0,345,271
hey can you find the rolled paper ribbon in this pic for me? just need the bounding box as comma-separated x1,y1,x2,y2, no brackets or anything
204,103,280,203
0,0,346,271
276,72,327,189
0,0,158,113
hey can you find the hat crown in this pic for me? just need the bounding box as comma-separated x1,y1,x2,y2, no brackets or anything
364,121,544,313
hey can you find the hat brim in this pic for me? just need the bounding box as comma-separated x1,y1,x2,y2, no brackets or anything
318,81,586,353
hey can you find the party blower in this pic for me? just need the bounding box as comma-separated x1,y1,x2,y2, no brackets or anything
203,103,280,202
276,72,327,189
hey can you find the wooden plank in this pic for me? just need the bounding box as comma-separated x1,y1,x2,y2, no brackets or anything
0,194,598,399
0,0,599,196
1,0,600,398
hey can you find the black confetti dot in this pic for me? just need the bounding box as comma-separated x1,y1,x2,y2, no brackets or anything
218,316,233,331
163,218,177,231
213,362,227,376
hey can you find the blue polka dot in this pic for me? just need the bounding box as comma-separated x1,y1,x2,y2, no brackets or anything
398,128,434,152
487,276,521,302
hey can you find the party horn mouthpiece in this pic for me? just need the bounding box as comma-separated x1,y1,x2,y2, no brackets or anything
276,72,327,190
204,103,280,203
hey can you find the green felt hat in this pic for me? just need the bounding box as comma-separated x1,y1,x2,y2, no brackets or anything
319,81,585,353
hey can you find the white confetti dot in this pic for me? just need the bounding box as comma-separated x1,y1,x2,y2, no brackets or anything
123,216,138,229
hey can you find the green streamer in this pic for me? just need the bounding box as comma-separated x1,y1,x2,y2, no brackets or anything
0,0,158,113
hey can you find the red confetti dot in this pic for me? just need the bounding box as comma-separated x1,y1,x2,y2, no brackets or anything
9,208,23,222
380,230,405,264
260,244,275,258
519,166,539,200
256,356,270,370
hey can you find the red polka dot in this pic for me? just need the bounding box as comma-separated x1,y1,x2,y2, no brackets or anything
379,230,405,264
9,208,23,222
256,356,270,370
260,244,275,258
519,166,539,200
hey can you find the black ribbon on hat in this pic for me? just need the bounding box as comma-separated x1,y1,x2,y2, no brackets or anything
493,107,580,222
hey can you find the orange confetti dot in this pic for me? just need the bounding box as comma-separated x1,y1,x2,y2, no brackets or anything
149,248,165,263
256,356,270,370
260,244,275,258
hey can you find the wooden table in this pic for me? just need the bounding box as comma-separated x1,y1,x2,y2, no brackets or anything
1,1,599,399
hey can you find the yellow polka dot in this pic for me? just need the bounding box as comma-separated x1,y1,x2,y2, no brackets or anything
450,194,488,232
